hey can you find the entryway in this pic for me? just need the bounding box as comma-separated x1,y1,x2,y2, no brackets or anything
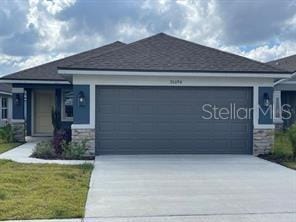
33,90,55,135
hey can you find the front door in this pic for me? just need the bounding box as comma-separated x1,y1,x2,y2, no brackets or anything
34,90,55,135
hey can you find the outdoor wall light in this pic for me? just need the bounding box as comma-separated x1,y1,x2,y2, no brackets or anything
78,91,86,106
15,94,21,106
263,93,270,107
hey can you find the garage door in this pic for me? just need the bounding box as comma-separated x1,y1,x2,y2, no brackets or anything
95,86,253,155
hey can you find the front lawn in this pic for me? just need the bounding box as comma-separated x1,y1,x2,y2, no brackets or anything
0,143,21,154
0,160,93,220
260,131,296,170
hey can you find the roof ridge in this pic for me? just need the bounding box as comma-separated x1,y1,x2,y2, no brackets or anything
267,54,296,64
159,33,288,73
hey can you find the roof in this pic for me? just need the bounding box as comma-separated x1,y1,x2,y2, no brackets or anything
1,41,126,81
0,83,11,94
60,33,288,74
267,54,296,73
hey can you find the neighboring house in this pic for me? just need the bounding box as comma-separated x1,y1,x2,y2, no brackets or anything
0,33,292,156
0,84,12,126
267,55,296,129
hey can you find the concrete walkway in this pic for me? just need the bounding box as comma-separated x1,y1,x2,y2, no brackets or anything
85,155,296,222
0,141,93,165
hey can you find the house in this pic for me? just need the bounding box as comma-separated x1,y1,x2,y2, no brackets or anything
0,33,292,156
0,84,12,126
267,55,296,129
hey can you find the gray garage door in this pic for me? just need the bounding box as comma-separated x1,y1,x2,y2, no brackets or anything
95,86,253,155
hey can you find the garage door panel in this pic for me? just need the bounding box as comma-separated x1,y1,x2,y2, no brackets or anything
96,86,252,154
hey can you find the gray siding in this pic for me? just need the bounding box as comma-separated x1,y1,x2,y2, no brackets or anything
95,86,253,155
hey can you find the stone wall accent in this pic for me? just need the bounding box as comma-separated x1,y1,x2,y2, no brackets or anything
12,122,25,142
72,128,95,156
253,129,274,156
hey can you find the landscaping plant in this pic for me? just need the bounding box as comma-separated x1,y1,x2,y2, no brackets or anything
287,124,296,160
0,123,14,143
32,141,56,159
62,139,88,160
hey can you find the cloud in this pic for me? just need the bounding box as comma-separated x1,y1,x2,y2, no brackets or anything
0,0,296,76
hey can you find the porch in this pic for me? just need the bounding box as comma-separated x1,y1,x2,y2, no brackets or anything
11,84,73,140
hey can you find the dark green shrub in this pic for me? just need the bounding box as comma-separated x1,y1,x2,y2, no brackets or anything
62,140,87,160
0,124,14,143
287,124,296,159
51,108,61,133
31,141,56,159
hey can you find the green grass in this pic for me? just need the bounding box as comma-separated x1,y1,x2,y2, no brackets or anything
282,161,296,170
0,143,21,154
0,160,93,220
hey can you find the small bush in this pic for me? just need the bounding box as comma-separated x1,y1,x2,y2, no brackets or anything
52,130,65,155
62,140,87,160
0,124,14,143
288,124,296,159
32,141,56,159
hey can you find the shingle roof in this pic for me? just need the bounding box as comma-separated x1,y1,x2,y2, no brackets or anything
267,54,296,73
0,83,11,94
1,41,126,81
60,33,288,74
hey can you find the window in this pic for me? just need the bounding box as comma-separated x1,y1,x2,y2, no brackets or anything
62,90,74,121
1,97,8,119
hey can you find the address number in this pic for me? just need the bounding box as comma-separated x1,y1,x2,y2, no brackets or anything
170,79,183,84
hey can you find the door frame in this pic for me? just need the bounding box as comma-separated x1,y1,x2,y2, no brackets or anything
31,89,55,136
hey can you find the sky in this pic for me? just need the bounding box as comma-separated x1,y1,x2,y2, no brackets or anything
0,0,296,76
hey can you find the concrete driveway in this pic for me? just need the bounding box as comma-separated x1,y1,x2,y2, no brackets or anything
85,155,296,222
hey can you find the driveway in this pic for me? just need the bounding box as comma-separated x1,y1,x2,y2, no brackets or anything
85,155,296,222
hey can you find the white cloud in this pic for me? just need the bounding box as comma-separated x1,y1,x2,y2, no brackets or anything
174,0,222,47
1,0,296,75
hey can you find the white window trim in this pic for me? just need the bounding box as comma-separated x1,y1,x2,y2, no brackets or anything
1,97,8,120
273,91,283,123
61,89,74,122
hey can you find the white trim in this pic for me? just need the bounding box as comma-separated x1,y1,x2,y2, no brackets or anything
61,89,74,122
11,119,24,123
59,69,291,78
273,91,283,123
71,124,94,129
279,81,296,84
0,91,12,96
12,88,24,93
0,79,70,84
273,71,296,86
1,97,8,120
89,84,95,128
253,124,275,129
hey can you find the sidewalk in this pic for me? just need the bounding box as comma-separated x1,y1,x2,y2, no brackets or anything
0,140,93,165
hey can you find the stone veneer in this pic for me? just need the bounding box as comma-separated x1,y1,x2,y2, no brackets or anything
253,129,274,156
11,122,25,142
72,128,95,156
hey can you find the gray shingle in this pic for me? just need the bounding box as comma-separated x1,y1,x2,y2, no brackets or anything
0,83,11,94
1,41,126,81
61,33,288,74
267,54,296,73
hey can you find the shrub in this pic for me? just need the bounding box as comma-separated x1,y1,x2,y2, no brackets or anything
287,124,296,159
31,141,56,159
51,108,61,133
0,124,14,143
52,128,72,155
62,140,87,160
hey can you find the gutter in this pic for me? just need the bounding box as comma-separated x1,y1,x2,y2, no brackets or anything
273,71,296,86
0,79,71,84
58,69,292,79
